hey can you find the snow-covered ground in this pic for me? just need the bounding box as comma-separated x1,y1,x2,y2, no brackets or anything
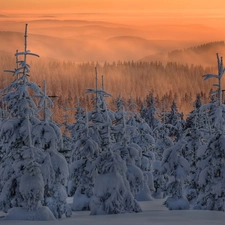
1,199,225,225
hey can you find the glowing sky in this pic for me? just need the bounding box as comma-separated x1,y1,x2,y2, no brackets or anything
1,0,225,14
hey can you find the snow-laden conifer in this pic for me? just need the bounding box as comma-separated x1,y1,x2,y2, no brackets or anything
112,108,148,200
194,130,225,211
68,97,86,143
140,92,160,132
90,139,141,214
0,24,71,219
85,87,115,146
186,94,205,129
154,124,173,161
89,86,141,214
69,110,99,211
161,140,190,210
2,145,56,221
190,53,225,210
202,53,225,106
152,160,166,199
0,114,55,220
30,82,71,219
165,101,184,141
182,128,207,204
125,105,156,200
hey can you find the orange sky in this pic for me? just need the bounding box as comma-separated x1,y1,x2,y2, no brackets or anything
1,0,225,14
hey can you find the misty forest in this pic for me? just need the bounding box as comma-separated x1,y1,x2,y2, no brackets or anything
1,19,225,222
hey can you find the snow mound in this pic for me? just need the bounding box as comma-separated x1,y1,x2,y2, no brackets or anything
135,183,153,201
4,206,56,221
165,196,190,210
72,189,90,211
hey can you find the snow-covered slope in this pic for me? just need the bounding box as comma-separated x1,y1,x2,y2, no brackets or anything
1,199,225,225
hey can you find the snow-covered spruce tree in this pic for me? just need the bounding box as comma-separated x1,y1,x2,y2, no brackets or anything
195,54,225,135
0,25,71,219
31,81,71,219
113,100,150,200
132,117,156,201
113,94,129,142
186,94,205,130
126,104,155,158
154,123,173,161
66,97,87,166
151,111,173,198
152,160,166,199
32,80,63,152
83,88,117,203
129,115,155,159
112,108,149,201
114,94,126,114
87,73,141,214
59,104,76,164
0,26,44,209
182,95,209,205
19,155,44,210
69,111,99,211
0,116,42,214
202,53,225,107
193,54,225,211
3,118,55,220
194,130,225,211
113,100,130,143
85,77,115,147
120,98,153,197
182,127,207,205
0,37,54,217
0,25,41,155
125,103,156,200
90,122,142,215
197,95,221,136
68,96,86,144
165,100,185,141
161,140,190,210
140,91,161,133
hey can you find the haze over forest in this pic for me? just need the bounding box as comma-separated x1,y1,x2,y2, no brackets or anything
0,7,225,121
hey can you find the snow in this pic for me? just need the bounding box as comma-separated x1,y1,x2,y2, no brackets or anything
165,196,190,210
1,199,225,224
71,189,90,211
4,206,55,221
90,170,141,215
135,182,153,201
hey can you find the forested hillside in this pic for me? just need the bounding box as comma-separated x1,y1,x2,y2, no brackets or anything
141,41,225,66
0,49,217,122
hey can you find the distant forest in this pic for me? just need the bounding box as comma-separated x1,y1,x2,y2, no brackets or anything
0,41,222,123
141,41,225,65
